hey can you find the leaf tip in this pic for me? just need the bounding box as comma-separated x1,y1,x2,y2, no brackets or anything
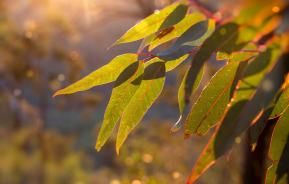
170,115,182,133
186,174,197,184
52,90,62,98
111,38,124,47
95,142,102,152
115,145,121,155
116,134,126,155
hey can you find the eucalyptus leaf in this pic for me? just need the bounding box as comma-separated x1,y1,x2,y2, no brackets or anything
54,53,138,96
114,2,187,45
116,58,166,153
95,61,144,151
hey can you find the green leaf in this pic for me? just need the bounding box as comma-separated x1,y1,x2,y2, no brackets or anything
248,107,274,149
269,106,289,161
270,87,289,118
180,23,240,107
148,12,206,51
266,106,289,184
187,44,282,183
116,58,166,153
156,19,215,60
114,2,187,45
165,54,189,72
216,43,258,62
171,65,204,132
95,61,144,151
53,53,138,96
185,60,247,136
175,19,215,47
178,66,204,115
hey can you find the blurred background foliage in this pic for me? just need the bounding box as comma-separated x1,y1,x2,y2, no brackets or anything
0,0,273,183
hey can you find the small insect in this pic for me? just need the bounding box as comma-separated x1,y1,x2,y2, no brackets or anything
156,26,175,39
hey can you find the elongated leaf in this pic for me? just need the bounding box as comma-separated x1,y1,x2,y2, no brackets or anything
181,23,240,108
53,54,138,96
148,12,206,51
269,106,289,161
178,66,204,119
248,107,274,149
156,19,215,60
270,87,289,118
116,58,166,153
158,3,188,30
185,61,246,136
174,19,215,47
249,75,289,148
216,43,258,62
165,54,189,72
95,61,144,151
266,106,289,184
171,66,204,132
114,2,187,45
188,44,283,183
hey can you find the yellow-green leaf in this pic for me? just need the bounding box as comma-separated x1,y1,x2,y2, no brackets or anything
179,23,240,108
148,12,206,51
216,43,258,62
179,65,204,114
266,106,289,184
114,2,187,45
185,60,247,136
116,58,166,153
95,61,144,151
156,19,215,60
188,44,282,183
53,53,137,96
180,19,215,47
165,54,189,72
270,87,289,118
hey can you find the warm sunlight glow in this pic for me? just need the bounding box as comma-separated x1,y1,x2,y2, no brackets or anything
272,6,280,13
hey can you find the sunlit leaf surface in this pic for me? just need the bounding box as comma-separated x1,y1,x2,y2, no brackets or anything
116,58,166,153
266,106,289,184
156,19,215,60
95,61,144,151
185,60,247,136
114,2,187,45
54,54,138,96
188,43,282,183
148,12,206,51
177,65,204,121
270,87,289,118
165,54,189,72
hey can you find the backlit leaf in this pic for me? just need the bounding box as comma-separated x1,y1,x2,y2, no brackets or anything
170,65,204,132
114,2,187,45
188,44,282,183
180,23,240,108
148,12,206,51
270,87,289,118
53,53,138,96
185,60,247,136
165,54,189,72
266,106,289,184
175,65,204,128
95,61,144,151
156,19,215,60
116,58,166,153
174,19,215,47
216,43,258,62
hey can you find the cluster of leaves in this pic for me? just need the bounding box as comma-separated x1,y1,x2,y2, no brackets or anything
54,0,289,183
